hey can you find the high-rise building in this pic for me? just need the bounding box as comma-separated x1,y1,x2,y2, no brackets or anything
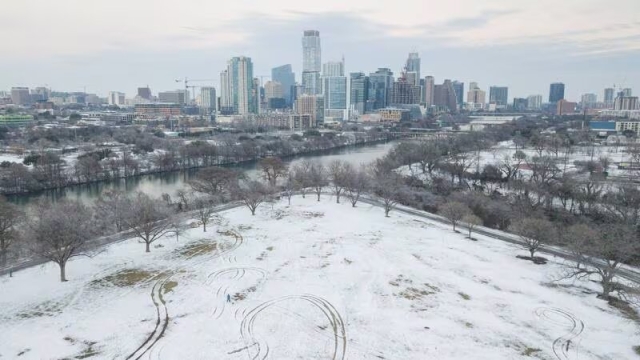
264,81,284,109
580,93,597,109
424,76,435,107
107,91,126,106
322,61,344,77
466,82,486,108
323,60,347,120
604,88,615,108
614,96,639,111
405,53,420,86
433,80,457,113
369,68,394,110
295,94,324,127
513,98,528,111
623,88,633,97
489,86,509,107
226,56,256,115
10,87,31,106
391,76,421,105
549,83,565,104
302,30,322,95
271,65,295,106
252,77,261,114
158,90,187,105
527,95,543,110
137,87,152,100
32,87,50,101
349,72,369,116
219,70,233,114
452,81,464,107
199,87,217,114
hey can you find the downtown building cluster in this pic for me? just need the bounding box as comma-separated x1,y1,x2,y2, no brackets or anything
2,30,639,128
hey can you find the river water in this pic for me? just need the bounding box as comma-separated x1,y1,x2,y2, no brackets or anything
9,141,398,206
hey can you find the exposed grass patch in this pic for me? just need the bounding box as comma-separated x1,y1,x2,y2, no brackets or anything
16,300,62,319
632,345,640,356
175,241,218,258
301,211,324,218
344,258,352,264
163,281,178,294
266,246,274,251
464,322,473,328
458,292,471,300
16,349,30,356
91,269,165,288
522,347,541,356
74,341,99,359
398,282,440,300
608,296,640,323
256,251,268,261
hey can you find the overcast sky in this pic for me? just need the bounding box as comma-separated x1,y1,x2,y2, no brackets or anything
1,0,639,101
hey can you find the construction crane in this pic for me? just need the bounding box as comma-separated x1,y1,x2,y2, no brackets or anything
175,77,216,105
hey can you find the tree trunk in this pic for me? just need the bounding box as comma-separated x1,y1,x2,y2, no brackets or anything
385,208,390,217
336,194,340,204
317,192,321,201
203,222,207,232
453,223,456,231
468,228,472,238
288,197,291,205
529,248,535,258
59,262,67,282
146,242,151,253
251,208,256,215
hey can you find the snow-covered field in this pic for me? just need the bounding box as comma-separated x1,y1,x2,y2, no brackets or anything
1,197,638,359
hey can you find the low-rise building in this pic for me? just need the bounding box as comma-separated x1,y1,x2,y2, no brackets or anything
134,103,182,118
378,108,411,123
289,114,314,130
0,114,35,126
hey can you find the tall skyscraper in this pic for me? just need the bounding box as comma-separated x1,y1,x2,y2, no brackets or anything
604,88,615,108
369,68,394,110
489,86,509,107
549,83,565,103
199,87,217,114
623,88,633,97
252,78,261,114
580,93,597,109
323,60,347,119
405,53,420,86
433,80,457,113
10,87,31,106
424,76,435,107
467,82,486,108
226,56,255,115
349,72,369,116
614,95,639,110
158,90,187,105
513,98,528,111
302,30,322,95
219,70,233,114
271,65,295,106
137,87,152,100
452,81,464,107
527,95,543,110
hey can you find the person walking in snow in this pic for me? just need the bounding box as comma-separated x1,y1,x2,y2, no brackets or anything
227,294,231,303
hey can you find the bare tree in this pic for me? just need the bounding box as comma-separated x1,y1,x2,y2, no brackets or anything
0,197,22,276
282,171,297,205
258,157,288,187
439,201,471,232
94,189,130,233
563,223,638,299
463,214,482,239
372,172,409,217
232,180,271,215
124,192,174,252
344,164,369,207
189,167,239,200
510,218,555,259
309,162,328,201
28,200,97,282
292,160,312,198
175,188,194,211
327,160,348,203
193,197,216,232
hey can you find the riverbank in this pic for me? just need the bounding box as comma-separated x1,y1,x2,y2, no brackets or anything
8,137,400,205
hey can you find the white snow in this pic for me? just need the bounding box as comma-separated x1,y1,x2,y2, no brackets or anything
0,197,638,359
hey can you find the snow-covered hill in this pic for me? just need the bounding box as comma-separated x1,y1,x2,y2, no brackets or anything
0,196,637,359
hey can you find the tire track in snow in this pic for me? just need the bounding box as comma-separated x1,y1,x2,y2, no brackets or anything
535,307,584,360
239,294,347,360
127,228,246,359
207,267,266,319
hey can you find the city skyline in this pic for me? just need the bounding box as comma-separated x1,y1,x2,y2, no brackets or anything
1,1,639,100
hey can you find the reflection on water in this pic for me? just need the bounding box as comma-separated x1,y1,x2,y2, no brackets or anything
9,141,397,206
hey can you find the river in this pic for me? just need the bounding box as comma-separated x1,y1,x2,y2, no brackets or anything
9,141,398,206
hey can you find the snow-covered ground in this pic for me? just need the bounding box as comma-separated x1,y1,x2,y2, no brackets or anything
0,197,638,359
